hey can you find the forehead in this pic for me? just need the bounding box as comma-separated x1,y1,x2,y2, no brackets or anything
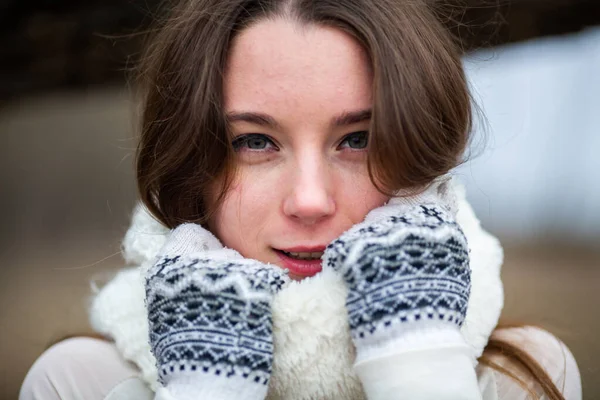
224,19,372,117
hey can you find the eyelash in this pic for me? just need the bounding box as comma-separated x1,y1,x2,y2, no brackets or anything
231,131,369,152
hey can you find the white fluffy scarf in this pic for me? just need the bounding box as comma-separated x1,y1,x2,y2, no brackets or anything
89,179,503,400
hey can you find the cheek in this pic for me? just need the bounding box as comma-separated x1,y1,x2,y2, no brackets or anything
210,161,390,254
210,173,276,255
334,163,390,224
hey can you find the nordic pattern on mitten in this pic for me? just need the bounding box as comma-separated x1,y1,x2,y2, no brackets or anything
146,255,288,387
324,204,471,344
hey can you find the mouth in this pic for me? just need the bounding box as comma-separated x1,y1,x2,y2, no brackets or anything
279,250,324,260
273,247,325,279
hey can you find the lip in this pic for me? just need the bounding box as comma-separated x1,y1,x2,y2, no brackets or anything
274,246,326,279
279,245,327,253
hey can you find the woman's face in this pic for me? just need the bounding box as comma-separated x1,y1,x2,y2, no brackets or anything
212,19,389,279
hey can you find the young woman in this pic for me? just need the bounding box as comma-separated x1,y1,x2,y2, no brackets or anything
21,0,581,399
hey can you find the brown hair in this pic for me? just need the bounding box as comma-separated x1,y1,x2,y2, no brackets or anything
136,0,470,227
135,0,564,398
481,324,566,399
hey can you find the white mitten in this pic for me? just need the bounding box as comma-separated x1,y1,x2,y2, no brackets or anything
146,224,290,400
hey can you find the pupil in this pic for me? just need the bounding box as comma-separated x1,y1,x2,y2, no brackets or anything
248,137,266,149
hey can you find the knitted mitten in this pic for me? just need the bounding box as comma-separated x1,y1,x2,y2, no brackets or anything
145,224,289,400
324,200,480,399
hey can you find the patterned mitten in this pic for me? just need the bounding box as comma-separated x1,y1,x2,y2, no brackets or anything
324,201,481,399
146,224,289,400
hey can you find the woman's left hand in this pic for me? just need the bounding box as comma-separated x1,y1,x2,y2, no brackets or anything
323,200,481,399
324,201,471,353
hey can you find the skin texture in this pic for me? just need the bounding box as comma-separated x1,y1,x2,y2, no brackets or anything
212,18,390,277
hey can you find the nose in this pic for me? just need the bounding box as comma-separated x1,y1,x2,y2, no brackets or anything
282,156,335,225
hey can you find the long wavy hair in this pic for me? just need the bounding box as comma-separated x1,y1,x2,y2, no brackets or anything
135,0,565,398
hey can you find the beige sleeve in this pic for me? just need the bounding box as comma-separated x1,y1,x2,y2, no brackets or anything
476,326,582,400
19,337,153,400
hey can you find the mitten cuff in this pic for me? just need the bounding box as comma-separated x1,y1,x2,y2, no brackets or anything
354,344,481,400
353,322,473,366
155,373,269,400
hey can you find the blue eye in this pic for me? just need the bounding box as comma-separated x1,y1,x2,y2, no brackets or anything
232,134,277,151
339,131,368,149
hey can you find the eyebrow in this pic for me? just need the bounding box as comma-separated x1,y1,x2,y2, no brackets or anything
332,109,372,127
226,109,372,129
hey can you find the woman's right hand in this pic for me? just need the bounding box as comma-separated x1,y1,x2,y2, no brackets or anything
145,224,289,400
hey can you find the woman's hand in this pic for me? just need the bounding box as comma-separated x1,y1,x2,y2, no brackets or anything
323,200,481,399
145,224,289,400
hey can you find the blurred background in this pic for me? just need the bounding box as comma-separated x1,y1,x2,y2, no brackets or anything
1,0,599,399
